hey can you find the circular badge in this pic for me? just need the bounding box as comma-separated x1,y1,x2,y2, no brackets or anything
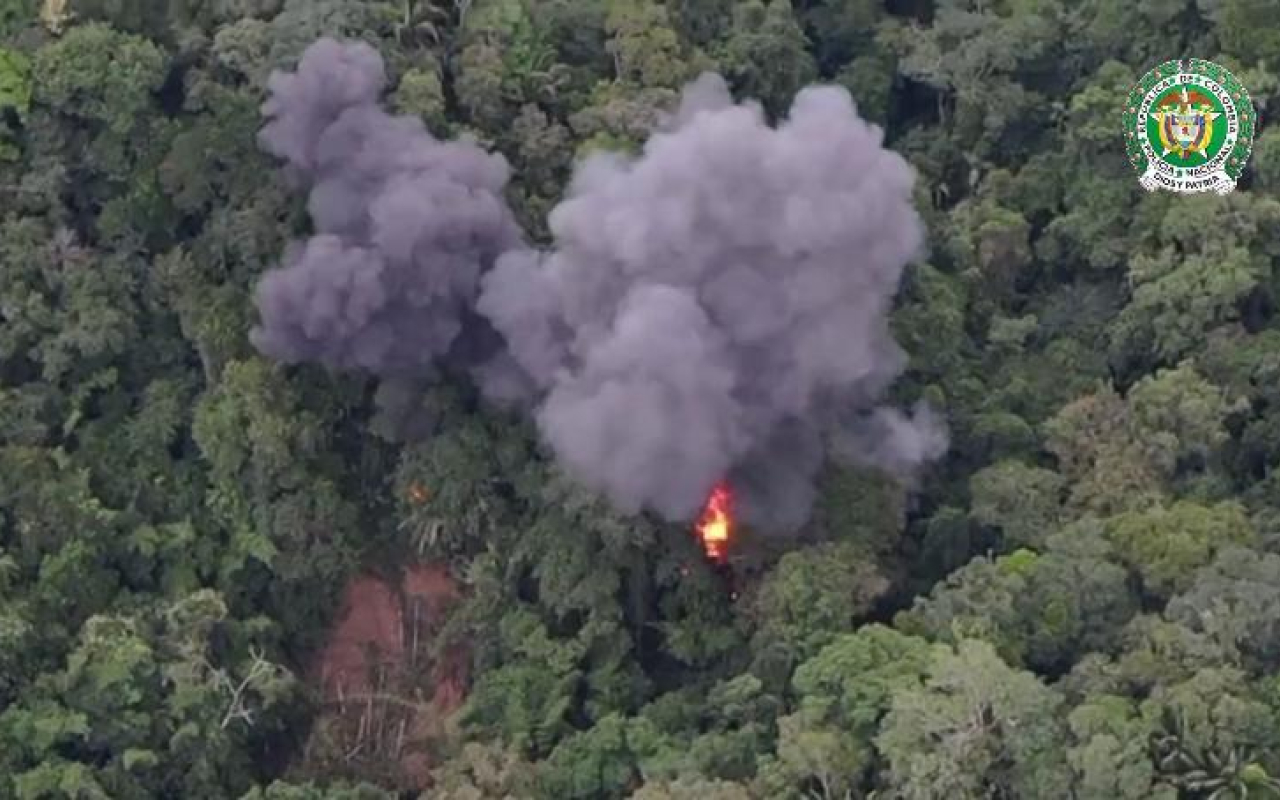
1123,59,1256,195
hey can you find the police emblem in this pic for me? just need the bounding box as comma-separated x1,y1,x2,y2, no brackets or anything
1123,59,1256,195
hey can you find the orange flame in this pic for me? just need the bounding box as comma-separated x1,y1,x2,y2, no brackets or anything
694,481,733,563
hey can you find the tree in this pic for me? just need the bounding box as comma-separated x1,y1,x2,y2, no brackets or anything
1211,0,1280,65
757,625,932,798
876,639,1072,800
29,21,170,227
0,0,37,38
455,641,578,758
748,541,890,669
536,713,640,800
800,0,883,74
945,200,1034,303
242,780,396,799
1083,615,1235,698
1043,384,1160,515
192,358,363,652
393,61,449,132
6,1,1280,796
714,0,815,117
1067,696,1173,800
968,460,1065,548
603,0,700,90
0,45,30,160
428,741,539,800
1108,193,1280,369
1165,547,1280,673
1034,61,1145,274
629,776,751,800
1196,329,1280,489
1252,128,1280,193
1042,364,1238,516
1143,669,1280,794
1125,362,1236,480
1105,501,1256,602
1147,708,1279,799
880,0,1070,166
668,0,734,48
898,537,1138,672
0,595,299,798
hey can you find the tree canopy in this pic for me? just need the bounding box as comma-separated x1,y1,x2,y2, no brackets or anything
3,0,1280,797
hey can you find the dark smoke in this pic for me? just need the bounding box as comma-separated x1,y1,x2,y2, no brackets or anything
251,38,523,377
252,40,947,534
477,73,946,532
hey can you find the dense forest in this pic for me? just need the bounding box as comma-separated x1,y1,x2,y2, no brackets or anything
4,0,1280,797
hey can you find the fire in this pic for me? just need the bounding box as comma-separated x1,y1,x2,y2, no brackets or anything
694,481,733,563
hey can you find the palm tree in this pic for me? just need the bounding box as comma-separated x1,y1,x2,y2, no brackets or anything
1149,707,1280,799
374,0,453,48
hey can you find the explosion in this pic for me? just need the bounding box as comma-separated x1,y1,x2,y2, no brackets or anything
694,481,733,563
252,39,948,537
407,482,429,505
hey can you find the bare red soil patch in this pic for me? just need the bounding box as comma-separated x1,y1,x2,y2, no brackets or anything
302,564,466,789
316,576,404,699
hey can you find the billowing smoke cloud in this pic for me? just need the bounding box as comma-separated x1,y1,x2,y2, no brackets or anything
253,40,947,534
477,74,946,531
251,38,523,377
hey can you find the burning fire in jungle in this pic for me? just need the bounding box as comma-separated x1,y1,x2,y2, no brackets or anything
694,481,733,563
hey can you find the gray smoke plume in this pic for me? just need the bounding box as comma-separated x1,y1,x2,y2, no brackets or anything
251,39,946,534
251,38,523,377
476,73,947,532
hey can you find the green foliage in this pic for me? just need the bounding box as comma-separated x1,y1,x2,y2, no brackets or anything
242,780,396,799
461,660,577,758
4,2,1280,797
535,713,637,799
604,0,701,90
393,63,448,130
1212,0,1280,65
757,625,932,796
1067,696,1173,799
1042,362,1237,516
1105,501,1256,601
876,639,1072,799
630,776,751,800
427,741,538,799
969,460,1064,548
1253,128,1280,192
749,541,889,668
0,45,30,159
1143,668,1280,794
898,532,1138,672
1165,547,1280,672
713,0,816,117
0,0,36,37
1110,193,1280,368
32,22,166,167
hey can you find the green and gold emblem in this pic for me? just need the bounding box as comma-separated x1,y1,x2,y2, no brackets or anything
1123,59,1256,195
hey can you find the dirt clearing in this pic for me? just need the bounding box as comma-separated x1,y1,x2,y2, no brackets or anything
301,564,465,790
